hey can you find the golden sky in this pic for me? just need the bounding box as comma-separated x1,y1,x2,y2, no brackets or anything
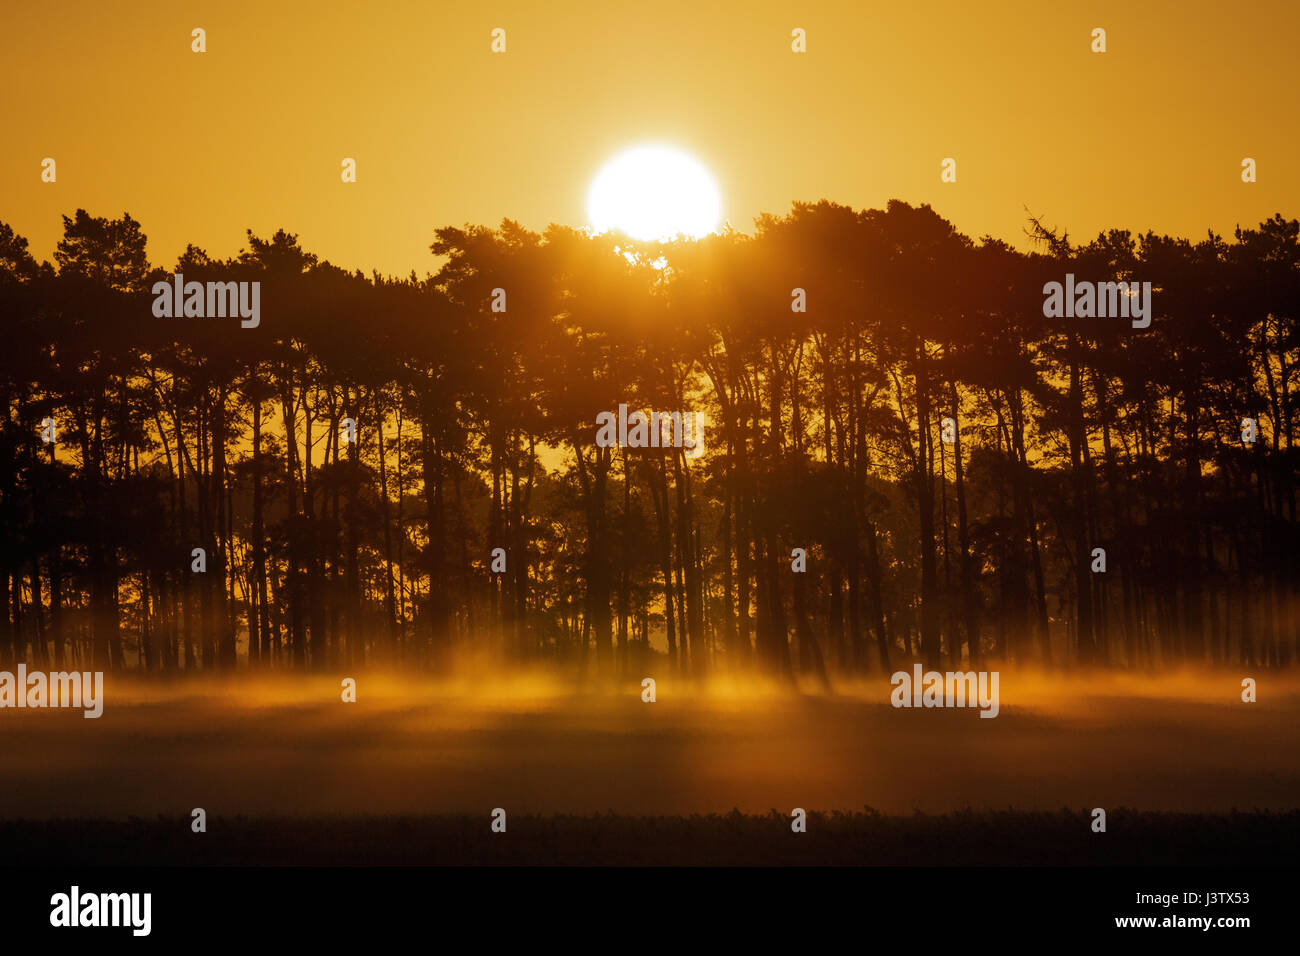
3,0,1297,276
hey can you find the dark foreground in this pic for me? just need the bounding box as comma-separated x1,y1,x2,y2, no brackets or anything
2,814,1287,943
5,671,1299,820
6,809,1296,866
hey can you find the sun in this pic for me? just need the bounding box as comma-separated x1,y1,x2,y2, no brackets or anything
587,144,723,241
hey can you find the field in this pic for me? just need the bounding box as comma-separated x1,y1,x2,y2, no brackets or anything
4,668,1297,865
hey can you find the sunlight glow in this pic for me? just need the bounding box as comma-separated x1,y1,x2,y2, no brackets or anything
587,144,722,241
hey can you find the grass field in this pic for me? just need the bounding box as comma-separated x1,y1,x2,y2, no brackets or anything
3,668,1297,864
4,810,1296,866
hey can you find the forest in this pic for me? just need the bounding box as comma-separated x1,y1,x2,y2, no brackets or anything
0,200,1296,677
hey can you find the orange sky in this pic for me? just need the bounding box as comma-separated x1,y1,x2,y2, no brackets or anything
3,0,1297,276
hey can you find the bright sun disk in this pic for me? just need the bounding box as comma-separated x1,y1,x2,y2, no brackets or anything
587,144,722,241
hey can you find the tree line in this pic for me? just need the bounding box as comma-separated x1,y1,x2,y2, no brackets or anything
0,200,1296,677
